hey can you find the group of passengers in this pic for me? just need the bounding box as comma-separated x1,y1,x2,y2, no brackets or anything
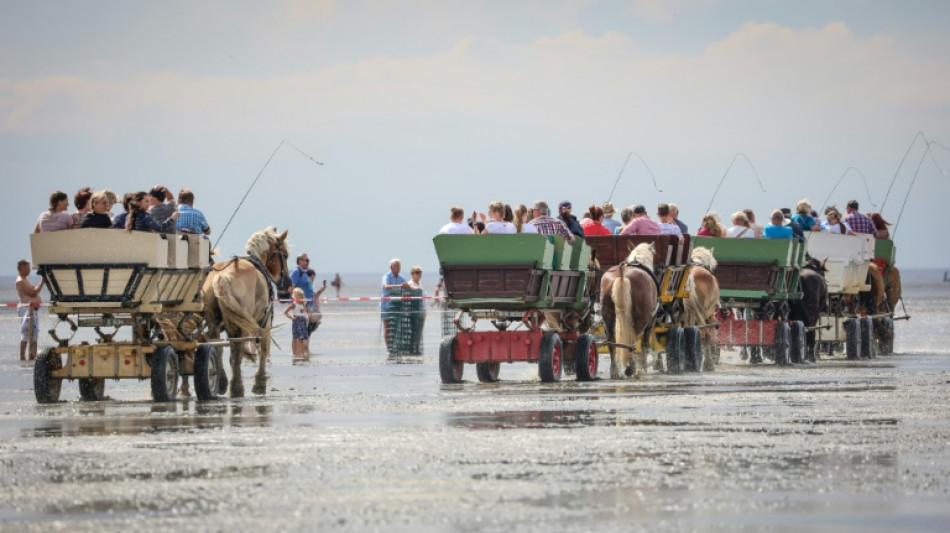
34,186,210,235
440,198,893,243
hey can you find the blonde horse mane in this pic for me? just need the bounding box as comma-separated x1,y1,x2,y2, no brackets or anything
690,246,718,271
625,242,655,271
245,226,279,259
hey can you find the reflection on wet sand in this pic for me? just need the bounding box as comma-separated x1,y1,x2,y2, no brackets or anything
25,402,274,438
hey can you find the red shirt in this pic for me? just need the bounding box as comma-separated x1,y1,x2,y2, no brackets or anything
580,220,612,236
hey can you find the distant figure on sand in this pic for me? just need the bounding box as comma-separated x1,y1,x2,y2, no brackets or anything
16,260,44,361
331,273,343,298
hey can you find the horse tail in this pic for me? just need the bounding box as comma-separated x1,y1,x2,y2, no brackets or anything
212,274,262,362
683,268,700,326
612,271,636,363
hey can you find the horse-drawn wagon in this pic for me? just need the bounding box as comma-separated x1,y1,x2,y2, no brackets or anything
806,231,876,359
434,234,597,383
30,229,221,402
585,235,712,374
693,236,809,365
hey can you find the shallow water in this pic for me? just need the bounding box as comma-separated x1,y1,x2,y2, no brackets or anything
0,271,949,531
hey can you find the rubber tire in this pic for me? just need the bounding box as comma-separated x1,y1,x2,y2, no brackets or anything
150,345,179,402
773,322,790,366
574,333,598,382
683,326,703,372
859,316,874,359
193,344,219,401
475,362,500,383
877,317,895,355
845,319,860,360
789,321,806,364
34,347,62,404
78,378,106,401
538,332,563,383
666,327,685,373
439,336,463,384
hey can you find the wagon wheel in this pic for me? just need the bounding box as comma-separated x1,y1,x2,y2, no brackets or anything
150,345,179,402
573,333,598,382
475,362,500,383
683,326,703,372
859,316,874,359
773,322,791,366
789,321,807,364
439,336,463,384
78,378,106,401
666,327,685,373
538,333,563,383
875,317,894,355
844,319,860,360
193,344,220,401
34,347,62,404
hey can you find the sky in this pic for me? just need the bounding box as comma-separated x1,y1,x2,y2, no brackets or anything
3,0,949,281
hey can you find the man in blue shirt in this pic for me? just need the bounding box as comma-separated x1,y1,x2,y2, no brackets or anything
290,253,314,309
381,258,410,353
175,189,210,235
764,209,794,239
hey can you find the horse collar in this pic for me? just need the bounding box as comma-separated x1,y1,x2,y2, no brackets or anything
625,260,661,292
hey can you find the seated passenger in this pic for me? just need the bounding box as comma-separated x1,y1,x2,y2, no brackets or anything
529,201,574,243
175,188,211,235
620,205,661,236
868,212,892,240
112,193,133,229
34,190,72,233
696,212,724,237
439,206,475,235
656,203,683,239
764,209,794,238
820,206,854,235
617,206,634,235
80,190,115,228
781,207,805,240
147,185,177,223
125,191,178,233
743,208,764,238
791,199,820,232
513,204,538,234
479,201,516,234
70,187,93,229
580,205,612,236
726,211,756,238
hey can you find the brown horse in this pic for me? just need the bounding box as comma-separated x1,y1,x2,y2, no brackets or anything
203,227,291,397
683,246,720,370
600,243,658,379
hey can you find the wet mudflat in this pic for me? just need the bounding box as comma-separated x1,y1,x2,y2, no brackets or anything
1,349,949,533
1,280,949,532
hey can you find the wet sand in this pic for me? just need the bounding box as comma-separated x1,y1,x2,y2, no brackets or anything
1,274,949,532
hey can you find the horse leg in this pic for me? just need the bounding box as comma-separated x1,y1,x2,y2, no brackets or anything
230,340,245,398
609,346,621,380
252,329,269,395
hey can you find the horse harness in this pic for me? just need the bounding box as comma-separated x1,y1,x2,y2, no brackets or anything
621,260,661,293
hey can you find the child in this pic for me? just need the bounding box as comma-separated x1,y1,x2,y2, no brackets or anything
284,287,310,361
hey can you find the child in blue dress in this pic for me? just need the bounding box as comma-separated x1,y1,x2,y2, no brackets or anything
284,287,310,361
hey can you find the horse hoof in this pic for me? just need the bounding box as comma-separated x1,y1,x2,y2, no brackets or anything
230,385,244,398
252,384,267,395
624,366,634,377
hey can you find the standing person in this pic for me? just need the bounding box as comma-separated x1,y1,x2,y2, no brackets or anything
331,273,343,298
842,200,877,237
147,185,177,223
620,205,661,236
439,206,475,235
290,254,314,310
657,203,684,239
381,258,410,353
307,269,327,338
34,190,72,233
175,188,211,235
669,203,688,234
70,187,93,229
581,205,612,236
284,287,310,362
600,202,621,234
16,260,44,361
407,266,427,355
529,201,575,243
557,201,585,237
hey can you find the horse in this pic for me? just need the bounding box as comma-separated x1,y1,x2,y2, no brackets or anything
201,227,291,397
683,246,720,370
600,242,658,379
789,256,828,362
